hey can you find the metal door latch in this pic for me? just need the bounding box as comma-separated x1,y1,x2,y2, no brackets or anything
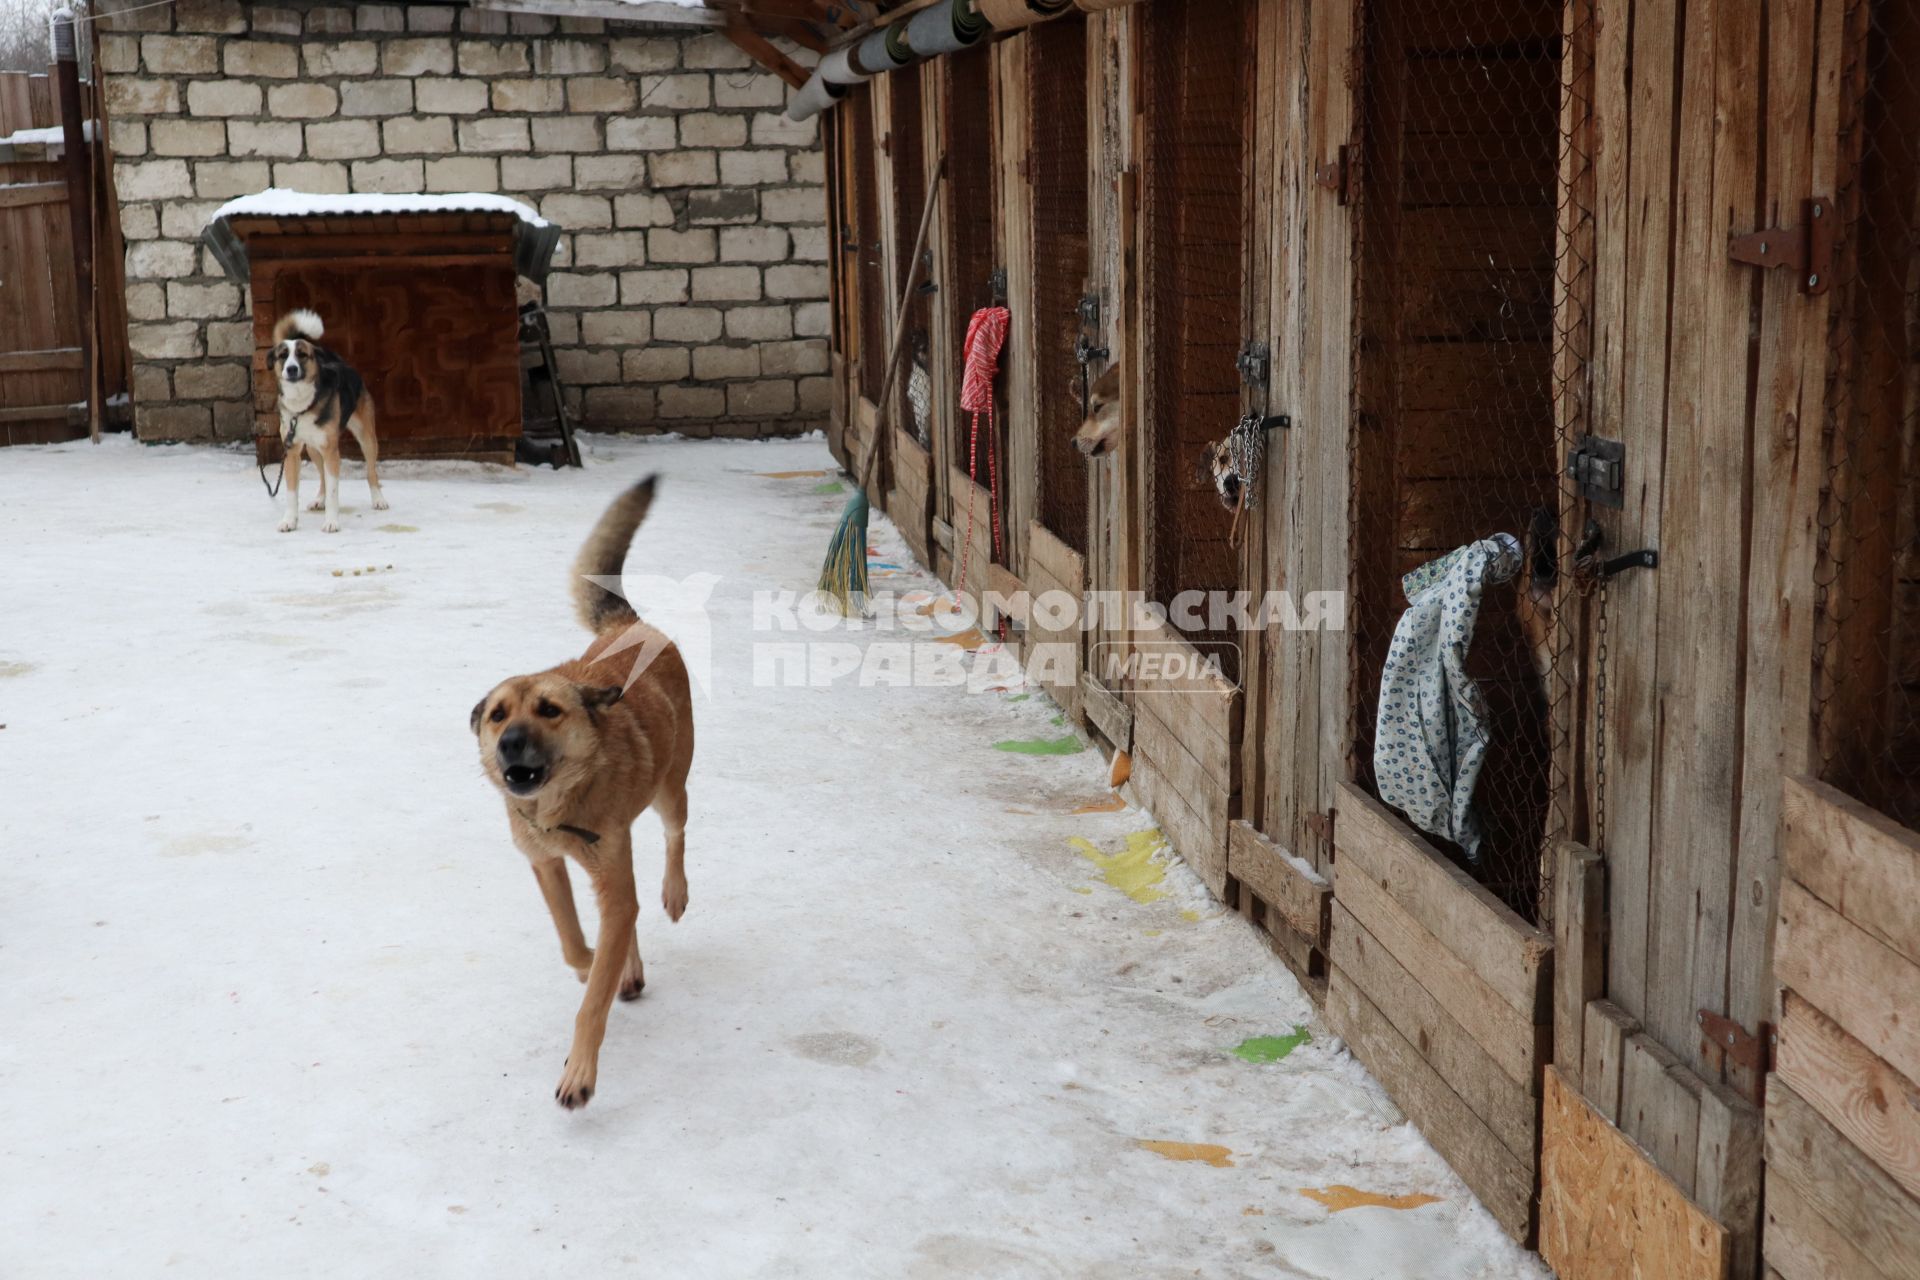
1075,333,1109,366
1567,434,1626,508
1573,518,1658,583
1237,341,1270,388
1728,196,1834,294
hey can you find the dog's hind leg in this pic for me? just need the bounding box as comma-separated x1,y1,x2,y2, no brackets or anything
657,776,689,923
531,857,594,982
345,404,387,511
278,442,305,532
307,461,326,512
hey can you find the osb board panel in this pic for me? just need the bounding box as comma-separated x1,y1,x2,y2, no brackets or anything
251,261,520,455
1539,1067,1729,1280
1776,990,1920,1206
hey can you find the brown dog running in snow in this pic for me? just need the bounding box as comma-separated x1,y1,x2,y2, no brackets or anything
470,476,694,1111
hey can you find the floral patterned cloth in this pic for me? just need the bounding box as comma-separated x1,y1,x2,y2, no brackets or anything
1372,532,1523,863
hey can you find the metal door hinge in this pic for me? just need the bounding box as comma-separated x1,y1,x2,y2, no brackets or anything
989,266,1008,305
1075,333,1109,366
1567,434,1625,508
1314,143,1358,205
1077,292,1100,327
1728,196,1833,294
1698,1009,1774,1077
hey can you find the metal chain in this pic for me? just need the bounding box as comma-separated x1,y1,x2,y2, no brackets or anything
1591,576,1610,856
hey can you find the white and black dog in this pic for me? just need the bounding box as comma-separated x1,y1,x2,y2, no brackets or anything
271,309,386,533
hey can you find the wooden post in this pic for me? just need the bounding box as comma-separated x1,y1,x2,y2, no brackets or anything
51,9,96,442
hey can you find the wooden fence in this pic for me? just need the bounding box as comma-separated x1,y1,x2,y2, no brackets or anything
0,67,128,446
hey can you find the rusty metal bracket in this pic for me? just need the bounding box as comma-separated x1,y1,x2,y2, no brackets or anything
1698,1009,1773,1076
1313,144,1357,206
1727,196,1834,294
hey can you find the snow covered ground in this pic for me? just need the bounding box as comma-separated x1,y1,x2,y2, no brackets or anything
0,434,1548,1278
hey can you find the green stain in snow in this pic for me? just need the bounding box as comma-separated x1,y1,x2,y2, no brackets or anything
1231,1027,1311,1064
994,735,1084,756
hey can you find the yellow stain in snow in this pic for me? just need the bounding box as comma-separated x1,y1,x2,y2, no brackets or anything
1300,1185,1442,1213
1180,910,1202,923
935,628,987,650
1138,1140,1234,1167
1069,886,1093,895
1069,829,1168,904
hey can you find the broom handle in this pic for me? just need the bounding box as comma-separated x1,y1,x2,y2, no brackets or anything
859,155,947,494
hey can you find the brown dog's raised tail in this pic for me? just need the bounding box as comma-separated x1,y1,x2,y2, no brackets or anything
571,475,658,634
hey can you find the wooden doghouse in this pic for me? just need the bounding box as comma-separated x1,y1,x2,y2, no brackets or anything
203,192,560,464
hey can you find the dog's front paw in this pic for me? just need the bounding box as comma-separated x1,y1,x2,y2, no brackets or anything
372,495,390,511
321,519,340,534
277,516,298,533
662,875,688,923
555,1054,597,1111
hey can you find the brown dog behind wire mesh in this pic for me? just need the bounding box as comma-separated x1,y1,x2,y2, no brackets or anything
469,476,695,1111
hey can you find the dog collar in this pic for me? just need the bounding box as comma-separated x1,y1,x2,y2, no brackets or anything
516,808,601,846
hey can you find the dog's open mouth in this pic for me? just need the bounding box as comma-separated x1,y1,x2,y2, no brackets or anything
502,764,548,795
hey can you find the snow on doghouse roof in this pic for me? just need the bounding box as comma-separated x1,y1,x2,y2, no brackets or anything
207,188,548,227
201,189,561,285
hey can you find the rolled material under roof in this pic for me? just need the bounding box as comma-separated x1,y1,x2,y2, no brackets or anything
785,71,847,121
858,26,915,72
904,0,987,58
978,0,1072,31
1073,0,1144,10
819,46,868,84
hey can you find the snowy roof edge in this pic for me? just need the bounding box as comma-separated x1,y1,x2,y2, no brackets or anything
200,189,562,285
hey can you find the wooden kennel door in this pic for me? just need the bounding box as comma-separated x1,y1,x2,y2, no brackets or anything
1346,0,1564,922
1138,0,1255,684
848,85,887,421
1027,12,1091,560
939,42,1004,580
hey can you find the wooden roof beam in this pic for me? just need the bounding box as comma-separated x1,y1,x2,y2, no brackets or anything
723,13,810,89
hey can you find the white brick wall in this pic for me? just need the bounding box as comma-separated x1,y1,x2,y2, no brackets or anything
100,0,829,443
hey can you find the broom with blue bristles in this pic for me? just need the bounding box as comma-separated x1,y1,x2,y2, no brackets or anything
819,156,947,615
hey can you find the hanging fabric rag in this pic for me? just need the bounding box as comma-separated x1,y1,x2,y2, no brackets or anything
957,305,1011,600
1372,531,1523,863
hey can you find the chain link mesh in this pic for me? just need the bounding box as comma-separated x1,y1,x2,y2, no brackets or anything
1811,0,1920,827
849,85,887,411
1348,0,1587,924
888,69,933,450
1029,13,1091,555
1140,0,1254,684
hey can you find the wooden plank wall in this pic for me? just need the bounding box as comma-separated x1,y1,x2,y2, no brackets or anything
1763,776,1920,1280
0,68,87,444
1583,0,1834,1101
1326,783,1553,1242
